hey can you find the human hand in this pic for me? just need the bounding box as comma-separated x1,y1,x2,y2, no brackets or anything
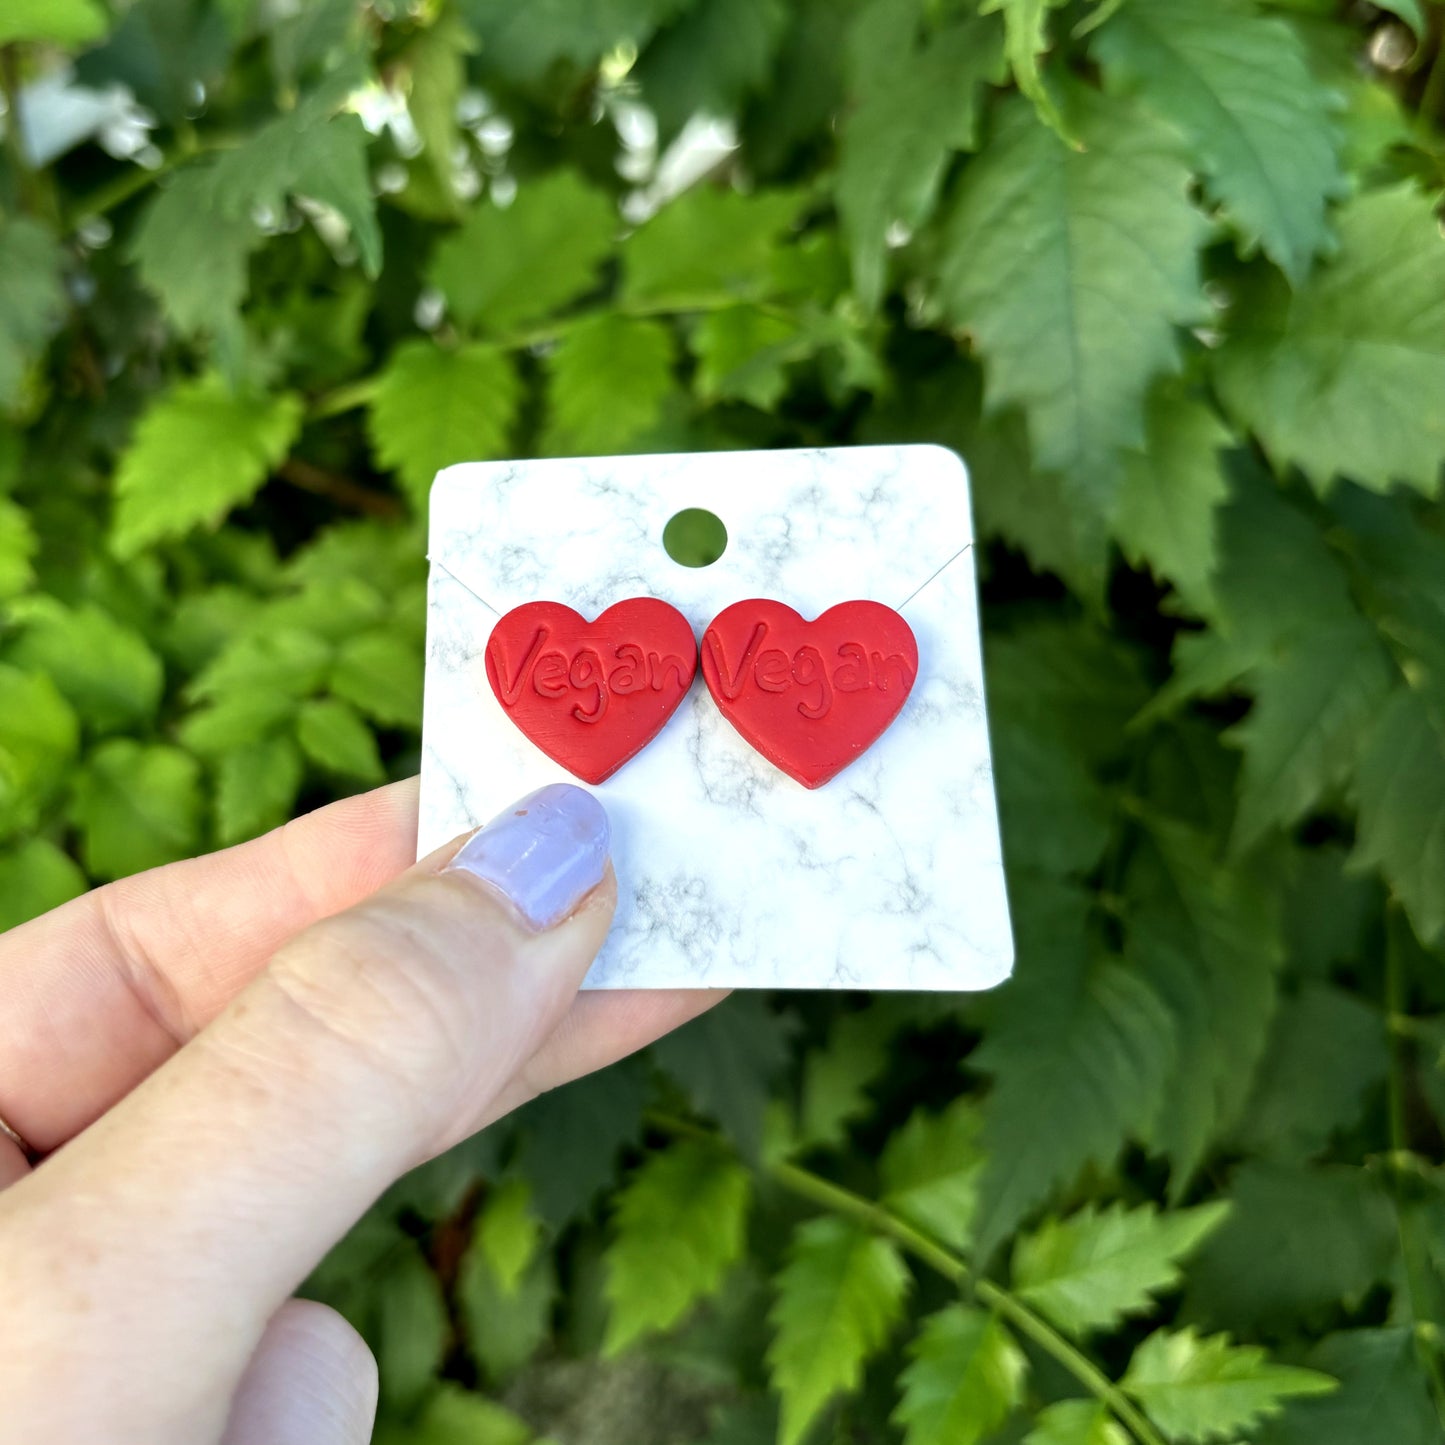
0,778,723,1444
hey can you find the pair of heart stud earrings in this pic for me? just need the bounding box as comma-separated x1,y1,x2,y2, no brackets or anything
485,598,919,789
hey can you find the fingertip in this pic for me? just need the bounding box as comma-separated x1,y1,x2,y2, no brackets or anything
223,1300,378,1445
443,784,612,933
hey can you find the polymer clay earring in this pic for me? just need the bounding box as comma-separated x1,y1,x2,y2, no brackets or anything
485,599,697,784
700,599,918,788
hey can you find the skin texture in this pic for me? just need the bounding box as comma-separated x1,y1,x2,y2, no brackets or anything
0,777,724,1445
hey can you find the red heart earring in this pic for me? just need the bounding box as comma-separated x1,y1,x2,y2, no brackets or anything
486,599,697,784
700,600,918,788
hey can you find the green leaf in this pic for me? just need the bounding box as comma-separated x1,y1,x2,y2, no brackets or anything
1182,1165,1396,1337
984,620,1145,876
960,385,1111,608
0,219,67,408
651,994,795,1158
1125,818,1283,1194
1206,462,1360,654
978,0,1071,136
181,691,296,759
973,886,1176,1258
130,167,258,335
1122,1329,1336,1442
690,306,811,410
375,1240,451,1410
893,1306,1027,1445
404,9,476,203
543,314,675,456
269,0,360,91
942,89,1207,520
71,740,204,880
0,498,37,600
836,14,1002,309
459,1231,556,1385
456,0,688,81
8,600,165,735
1327,485,1445,689
329,630,423,731
879,1098,986,1254
1255,1329,1442,1445
1282,844,1380,980
0,838,87,931
75,0,233,126
1373,0,1425,37
622,187,802,311
458,1181,555,1385
374,1386,536,1445
1024,1401,1130,1445
1227,623,1396,853
604,1140,751,1354
797,1007,893,1151
0,665,80,837
367,340,521,508
476,1179,543,1294
429,172,616,335
207,88,381,275
112,378,303,558
1138,471,1360,727
1214,185,1445,499
1011,1201,1229,1337
190,628,332,708
134,89,382,331
0,0,108,46
216,734,303,844
1093,0,1343,282
1231,986,1388,1161
279,114,383,276
296,697,384,782
634,0,790,140
1352,686,1445,945
1112,389,1231,616
767,1217,910,1445
509,1057,650,1224
986,621,1148,767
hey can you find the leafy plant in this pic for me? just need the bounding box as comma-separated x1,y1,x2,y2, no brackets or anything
3,0,1445,1442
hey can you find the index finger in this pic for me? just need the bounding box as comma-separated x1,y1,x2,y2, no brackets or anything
0,794,617,1444
0,778,420,1153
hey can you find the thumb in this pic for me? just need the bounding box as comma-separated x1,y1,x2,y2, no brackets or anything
0,784,613,1445
222,1301,379,1445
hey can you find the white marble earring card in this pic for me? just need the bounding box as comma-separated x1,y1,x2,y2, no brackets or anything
420,445,1013,991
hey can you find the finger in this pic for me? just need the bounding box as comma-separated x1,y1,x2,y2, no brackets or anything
0,777,419,1152
222,1301,378,1445
0,1137,26,1190
0,784,613,1445
495,986,729,1119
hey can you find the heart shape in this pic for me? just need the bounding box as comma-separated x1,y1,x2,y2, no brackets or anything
485,599,697,784
701,599,918,788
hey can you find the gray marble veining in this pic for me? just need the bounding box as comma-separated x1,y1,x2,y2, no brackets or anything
419,445,1013,990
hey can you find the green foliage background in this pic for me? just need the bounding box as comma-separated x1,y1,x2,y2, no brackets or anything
3,0,1445,1441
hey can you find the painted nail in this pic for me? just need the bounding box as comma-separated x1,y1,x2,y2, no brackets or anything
446,784,610,931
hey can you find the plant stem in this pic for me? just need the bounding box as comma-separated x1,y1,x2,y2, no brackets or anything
772,1161,1169,1445
976,1281,1167,1445
1420,21,1445,125
310,374,383,420
767,1159,967,1285
276,456,403,519
305,290,763,419
1384,903,1445,1416
0,44,54,222
66,129,234,228
69,156,180,224
646,1111,1168,1445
